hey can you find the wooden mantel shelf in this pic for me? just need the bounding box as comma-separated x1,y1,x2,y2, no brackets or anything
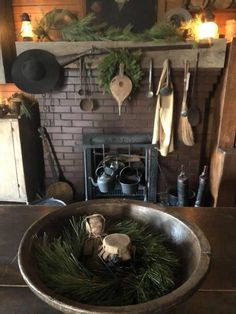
15,39,227,69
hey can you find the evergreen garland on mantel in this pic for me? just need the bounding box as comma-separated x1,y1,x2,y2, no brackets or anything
34,11,184,42
33,215,180,306
62,16,183,42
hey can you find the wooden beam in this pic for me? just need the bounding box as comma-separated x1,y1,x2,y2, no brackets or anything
15,39,227,69
0,0,16,83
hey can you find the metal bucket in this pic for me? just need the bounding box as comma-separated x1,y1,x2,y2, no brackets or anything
118,166,141,194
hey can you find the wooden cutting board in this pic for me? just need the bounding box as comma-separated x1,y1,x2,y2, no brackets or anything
110,63,132,116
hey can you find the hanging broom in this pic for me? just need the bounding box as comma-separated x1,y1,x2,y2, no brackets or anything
178,60,194,146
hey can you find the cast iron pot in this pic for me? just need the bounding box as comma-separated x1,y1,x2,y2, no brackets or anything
18,199,211,314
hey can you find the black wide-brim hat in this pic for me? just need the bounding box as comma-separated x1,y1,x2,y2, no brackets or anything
11,49,63,94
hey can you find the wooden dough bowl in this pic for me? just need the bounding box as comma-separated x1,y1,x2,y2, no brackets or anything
18,199,211,314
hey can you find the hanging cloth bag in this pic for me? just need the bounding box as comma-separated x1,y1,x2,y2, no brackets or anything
152,59,174,157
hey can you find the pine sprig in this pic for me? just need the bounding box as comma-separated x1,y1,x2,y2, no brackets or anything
104,24,137,41
33,216,180,306
6,92,33,119
106,219,179,301
61,14,103,41
142,22,183,42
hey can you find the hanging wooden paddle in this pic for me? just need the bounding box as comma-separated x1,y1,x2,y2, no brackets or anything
38,127,74,204
110,63,132,116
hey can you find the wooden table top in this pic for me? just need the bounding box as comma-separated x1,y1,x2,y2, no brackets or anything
0,204,236,314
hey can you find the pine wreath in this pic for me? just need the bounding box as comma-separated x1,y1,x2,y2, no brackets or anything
33,215,180,306
96,49,144,94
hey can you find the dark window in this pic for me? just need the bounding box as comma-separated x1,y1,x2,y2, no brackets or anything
87,0,157,32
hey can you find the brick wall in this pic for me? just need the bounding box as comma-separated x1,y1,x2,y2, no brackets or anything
0,0,230,202
35,67,220,201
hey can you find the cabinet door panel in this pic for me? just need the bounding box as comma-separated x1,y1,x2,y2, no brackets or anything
0,120,26,202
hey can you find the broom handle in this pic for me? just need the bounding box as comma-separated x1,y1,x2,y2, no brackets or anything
190,51,200,103
181,61,190,115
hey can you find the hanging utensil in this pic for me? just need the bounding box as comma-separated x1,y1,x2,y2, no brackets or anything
188,52,201,127
160,60,172,96
146,59,154,98
152,59,174,156
110,63,132,116
87,61,95,109
79,61,94,112
178,60,194,146
78,57,85,96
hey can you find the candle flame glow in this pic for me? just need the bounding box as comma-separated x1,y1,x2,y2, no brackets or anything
20,21,33,39
197,21,219,40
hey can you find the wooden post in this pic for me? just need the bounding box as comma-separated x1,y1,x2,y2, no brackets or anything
210,148,236,206
210,38,236,207
0,0,16,83
217,39,236,148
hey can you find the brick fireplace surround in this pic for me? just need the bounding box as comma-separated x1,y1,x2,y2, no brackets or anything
35,66,220,201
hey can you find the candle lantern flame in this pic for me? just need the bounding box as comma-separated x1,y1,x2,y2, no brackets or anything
20,13,33,40
197,9,219,40
198,21,219,40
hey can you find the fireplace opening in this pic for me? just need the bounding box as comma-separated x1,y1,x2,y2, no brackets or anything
82,133,158,202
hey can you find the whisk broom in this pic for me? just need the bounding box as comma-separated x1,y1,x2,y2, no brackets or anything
178,60,194,146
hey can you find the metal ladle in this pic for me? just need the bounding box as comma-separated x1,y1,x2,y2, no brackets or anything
79,61,94,112
188,52,201,127
159,60,172,96
146,59,154,98
78,57,85,96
